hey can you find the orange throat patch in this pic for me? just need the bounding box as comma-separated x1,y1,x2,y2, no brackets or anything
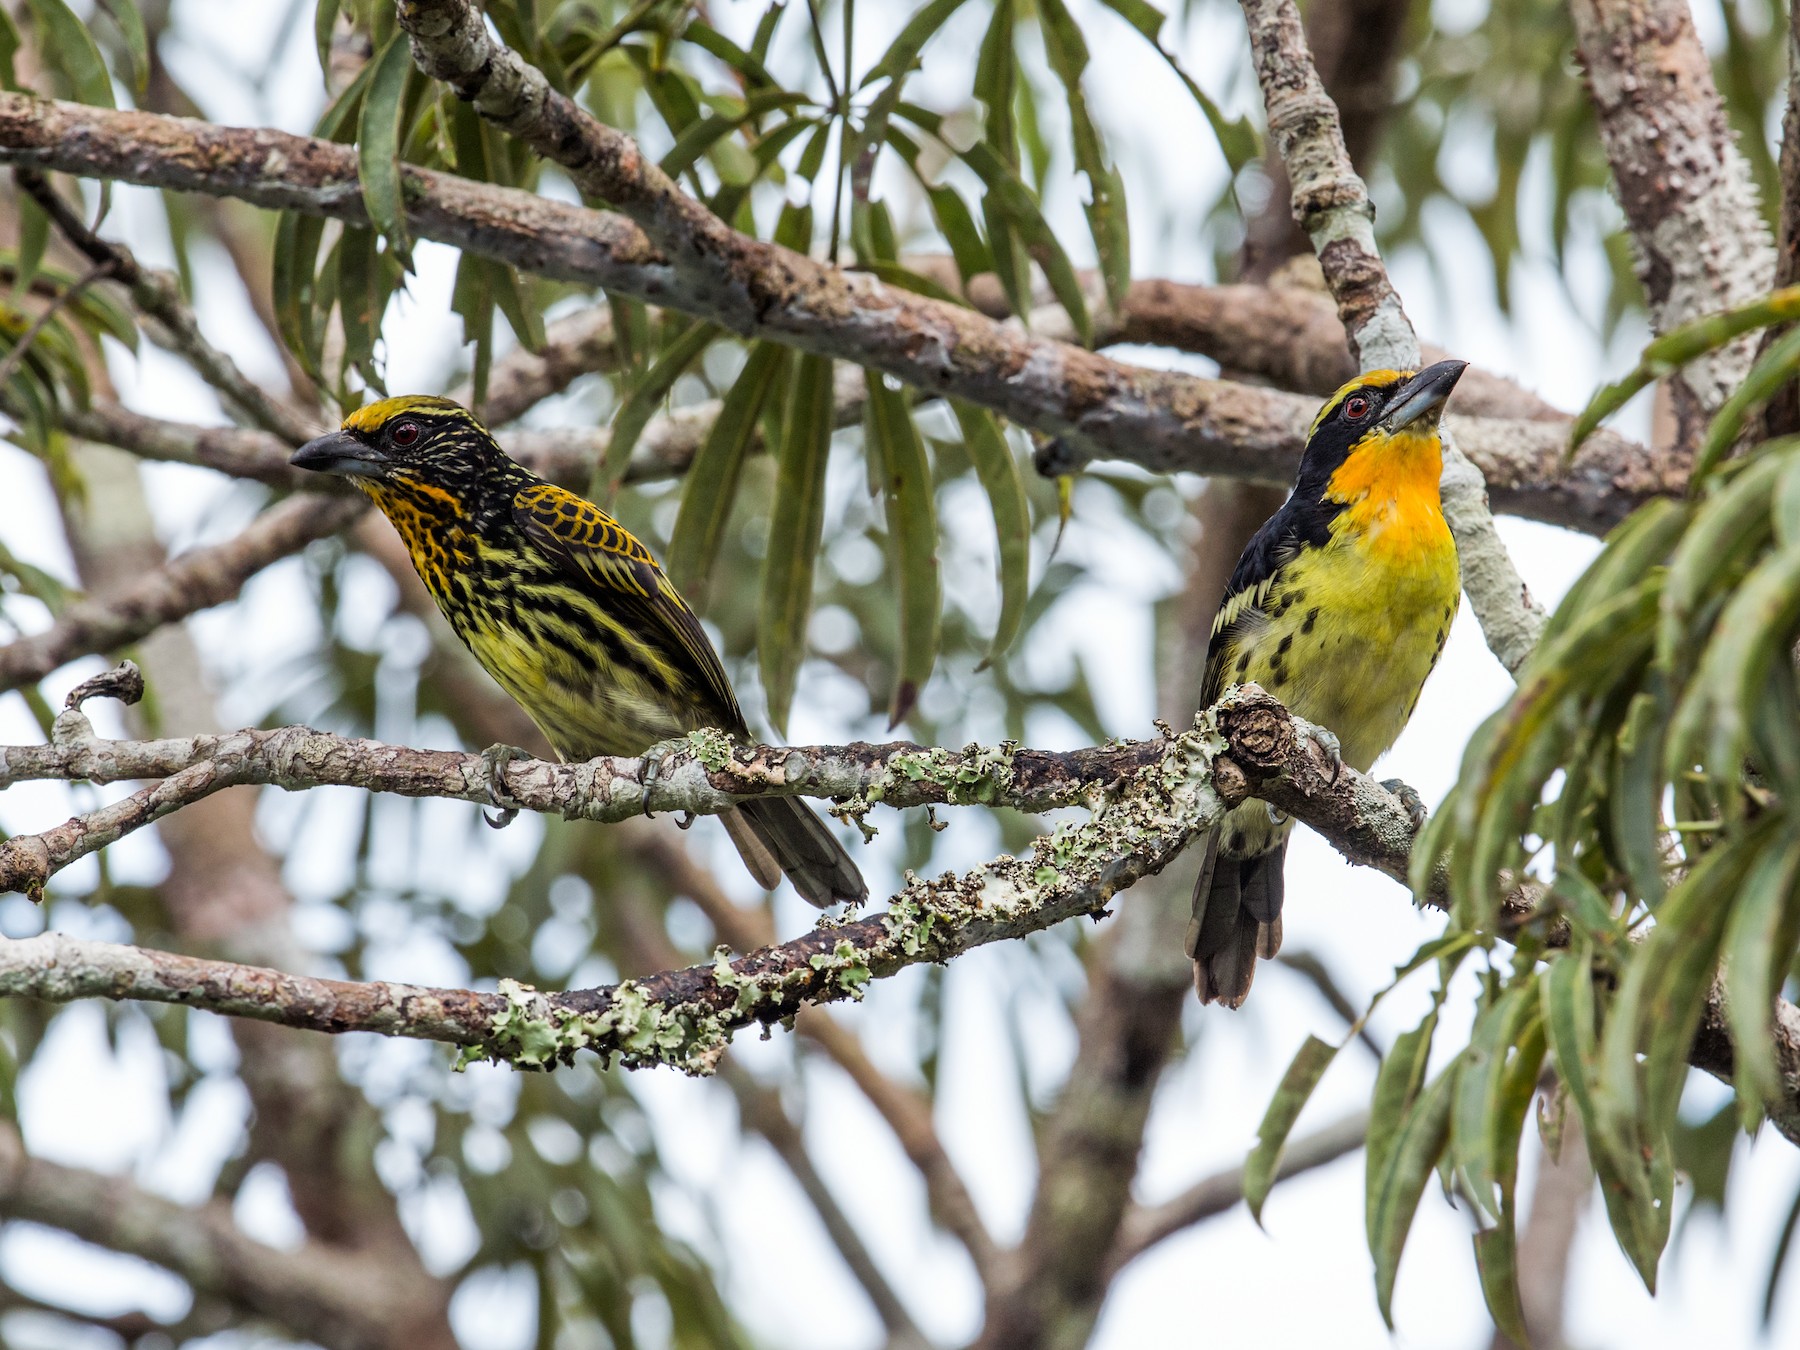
1323,426,1447,556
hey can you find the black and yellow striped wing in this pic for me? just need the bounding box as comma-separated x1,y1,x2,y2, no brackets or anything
511,481,745,729
1200,501,1332,707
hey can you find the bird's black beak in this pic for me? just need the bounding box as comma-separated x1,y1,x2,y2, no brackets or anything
1381,359,1468,432
290,429,390,478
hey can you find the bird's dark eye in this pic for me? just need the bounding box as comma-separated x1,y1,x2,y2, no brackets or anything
390,421,420,447
1344,394,1372,421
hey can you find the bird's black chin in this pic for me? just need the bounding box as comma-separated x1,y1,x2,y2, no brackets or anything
1382,359,1469,432
291,429,391,479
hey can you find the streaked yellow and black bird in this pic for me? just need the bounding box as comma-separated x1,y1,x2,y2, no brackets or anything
291,396,866,907
1188,360,1466,1007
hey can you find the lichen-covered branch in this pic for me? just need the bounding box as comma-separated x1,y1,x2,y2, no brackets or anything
0,96,1661,539
2,686,1794,1134
0,713,1172,896
0,494,364,696
1571,0,1775,440
1237,0,1546,672
0,701,1238,1070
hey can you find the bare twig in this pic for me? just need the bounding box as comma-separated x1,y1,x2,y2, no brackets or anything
0,1123,453,1350
0,256,114,389
1107,1110,1371,1270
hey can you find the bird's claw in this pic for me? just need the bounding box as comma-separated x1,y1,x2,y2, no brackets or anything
1381,778,1429,833
1304,724,1343,784
480,743,533,829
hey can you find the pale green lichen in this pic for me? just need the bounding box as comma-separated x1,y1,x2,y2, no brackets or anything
834,741,1021,839
685,727,735,772
461,712,1231,1078
460,976,735,1077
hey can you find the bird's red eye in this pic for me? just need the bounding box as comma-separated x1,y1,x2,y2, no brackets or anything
1344,395,1371,420
390,421,420,447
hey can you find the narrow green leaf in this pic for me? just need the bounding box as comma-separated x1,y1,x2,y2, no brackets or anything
953,402,1031,666
25,0,114,107
1607,687,1668,910
1723,835,1800,1117
1371,1059,1459,1326
845,0,970,212
668,342,786,594
1700,544,1800,783
1474,1224,1529,1345
597,322,720,498
758,353,835,736
314,0,343,77
1763,1183,1800,1327
0,6,23,90
272,209,329,379
924,182,993,285
1571,284,1800,452
1245,1035,1338,1225
1452,983,1539,1222
683,19,780,89
97,0,147,93
1473,1004,1545,1347
1092,0,1256,171
1366,1005,1438,1248
1036,0,1128,306
900,104,1091,341
11,193,46,303
489,260,543,352
864,370,942,727
358,32,416,272
751,0,784,62
1549,868,1623,948
1695,323,1800,481
334,227,384,392
1773,446,1800,549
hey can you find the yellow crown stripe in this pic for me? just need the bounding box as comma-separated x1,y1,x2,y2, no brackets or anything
343,394,472,433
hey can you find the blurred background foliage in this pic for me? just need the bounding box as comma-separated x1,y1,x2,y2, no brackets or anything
1,0,1799,1345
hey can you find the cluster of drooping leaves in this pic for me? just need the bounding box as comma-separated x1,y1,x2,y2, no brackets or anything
0,196,139,555
1239,287,1800,1337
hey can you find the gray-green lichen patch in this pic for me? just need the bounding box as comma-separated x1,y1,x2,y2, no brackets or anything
834,741,1021,839
462,976,736,1077
685,727,735,772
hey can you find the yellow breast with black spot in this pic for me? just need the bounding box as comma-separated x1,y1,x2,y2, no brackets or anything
1214,424,1459,772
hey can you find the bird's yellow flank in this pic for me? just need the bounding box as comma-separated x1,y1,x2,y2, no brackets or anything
1189,362,1466,1007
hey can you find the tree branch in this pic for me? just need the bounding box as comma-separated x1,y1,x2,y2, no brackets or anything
1571,0,1775,440
13,167,319,445
0,494,364,696
1106,1109,1370,1272
0,1123,448,1350
1237,0,1546,673
0,95,1661,538
0,685,1792,1140
0,715,1166,896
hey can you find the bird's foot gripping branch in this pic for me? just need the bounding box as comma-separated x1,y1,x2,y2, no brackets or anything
0,685,1420,1071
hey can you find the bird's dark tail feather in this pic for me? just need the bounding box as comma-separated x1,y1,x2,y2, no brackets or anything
728,797,866,907
1185,830,1286,1008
